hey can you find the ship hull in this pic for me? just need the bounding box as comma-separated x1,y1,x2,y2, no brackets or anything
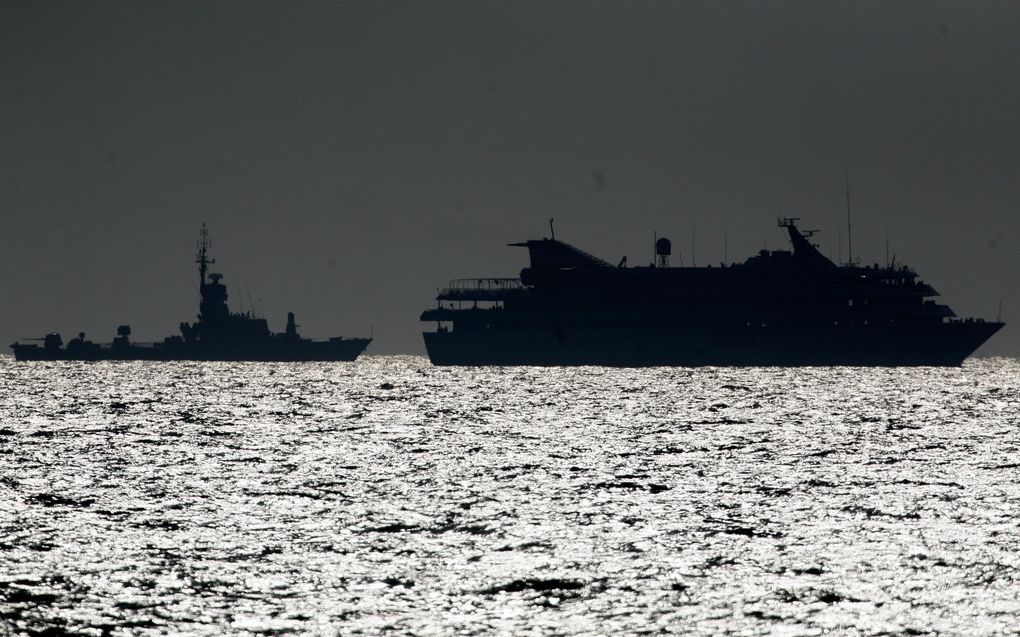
423,322,1003,367
12,338,372,362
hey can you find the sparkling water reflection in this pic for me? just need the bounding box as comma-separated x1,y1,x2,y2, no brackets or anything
1,356,1019,635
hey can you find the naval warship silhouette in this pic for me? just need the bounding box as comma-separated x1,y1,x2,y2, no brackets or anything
11,226,371,361
421,218,1003,366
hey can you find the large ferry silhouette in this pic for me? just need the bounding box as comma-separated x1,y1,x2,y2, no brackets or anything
11,226,371,361
421,218,1003,366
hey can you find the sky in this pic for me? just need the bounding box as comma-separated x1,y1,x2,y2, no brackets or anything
2,1,1019,355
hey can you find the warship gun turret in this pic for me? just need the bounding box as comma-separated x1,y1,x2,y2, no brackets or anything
420,218,1003,366
12,226,371,361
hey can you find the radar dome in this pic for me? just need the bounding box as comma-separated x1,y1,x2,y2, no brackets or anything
656,237,672,256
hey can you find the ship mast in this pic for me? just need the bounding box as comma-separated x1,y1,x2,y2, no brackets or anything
844,164,853,265
196,223,215,287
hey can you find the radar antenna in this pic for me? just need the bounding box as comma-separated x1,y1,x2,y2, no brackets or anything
655,236,672,268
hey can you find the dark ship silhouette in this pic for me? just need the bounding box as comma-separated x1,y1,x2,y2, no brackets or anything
11,226,371,361
421,218,1003,366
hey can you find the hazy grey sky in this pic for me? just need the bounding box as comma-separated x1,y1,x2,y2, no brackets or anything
3,1,1019,355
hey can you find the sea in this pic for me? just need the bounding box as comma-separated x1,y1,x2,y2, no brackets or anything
1,355,1019,636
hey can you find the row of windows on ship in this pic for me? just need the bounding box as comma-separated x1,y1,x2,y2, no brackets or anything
436,297,916,310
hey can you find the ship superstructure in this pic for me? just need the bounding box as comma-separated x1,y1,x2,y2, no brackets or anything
420,219,1003,366
12,225,371,361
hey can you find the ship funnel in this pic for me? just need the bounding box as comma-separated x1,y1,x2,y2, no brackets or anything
656,237,671,267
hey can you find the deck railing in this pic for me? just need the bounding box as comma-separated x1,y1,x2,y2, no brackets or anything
438,278,524,301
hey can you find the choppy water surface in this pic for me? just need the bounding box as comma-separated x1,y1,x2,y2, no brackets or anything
1,356,1019,635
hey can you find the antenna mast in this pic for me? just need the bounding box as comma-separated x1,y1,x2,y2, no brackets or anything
723,214,728,265
548,218,556,240
844,164,853,265
246,281,256,318
691,218,696,267
196,223,215,286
